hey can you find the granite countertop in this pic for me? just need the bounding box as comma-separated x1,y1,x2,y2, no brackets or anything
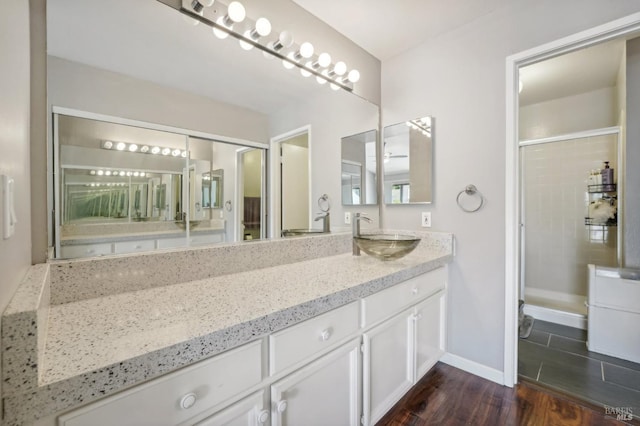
1,231,453,425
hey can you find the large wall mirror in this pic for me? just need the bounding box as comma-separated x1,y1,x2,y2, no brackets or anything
383,117,434,204
341,130,377,205
47,0,379,258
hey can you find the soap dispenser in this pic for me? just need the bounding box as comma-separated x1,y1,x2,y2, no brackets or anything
601,161,614,186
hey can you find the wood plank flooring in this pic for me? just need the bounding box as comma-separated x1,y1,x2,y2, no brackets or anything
376,362,640,426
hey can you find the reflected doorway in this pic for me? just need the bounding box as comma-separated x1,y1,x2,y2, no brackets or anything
236,148,265,241
269,126,311,237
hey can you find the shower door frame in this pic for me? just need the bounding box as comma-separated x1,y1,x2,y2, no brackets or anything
504,12,640,387
518,127,622,327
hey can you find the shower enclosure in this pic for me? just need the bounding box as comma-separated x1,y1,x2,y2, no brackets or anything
520,128,621,328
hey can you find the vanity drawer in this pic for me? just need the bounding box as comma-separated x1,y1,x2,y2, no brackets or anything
114,239,156,254
59,243,112,258
59,340,264,426
361,267,446,328
269,301,360,375
190,233,224,246
157,236,188,249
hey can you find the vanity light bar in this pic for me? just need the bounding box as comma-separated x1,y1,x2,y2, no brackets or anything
405,117,432,136
89,169,148,178
102,140,188,158
156,0,360,92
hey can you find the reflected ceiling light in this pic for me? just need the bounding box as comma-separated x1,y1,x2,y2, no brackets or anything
126,171,133,176
151,146,161,155
282,52,296,69
102,140,113,149
171,149,181,157
181,151,188,158
140,145,150,153
162,148,171,156
105,170,112,176
128,144,138,152
296,42,314,60
97,170,104,176
316,52,332,68
119,171,126,176
90,170,96,175
213,1,245,39
116,142,126,151
347,69,360,83
333,61,347,76
133,172,140,177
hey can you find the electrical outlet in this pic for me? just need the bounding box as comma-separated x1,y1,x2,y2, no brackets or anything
421,212,431,228
344,212,351,225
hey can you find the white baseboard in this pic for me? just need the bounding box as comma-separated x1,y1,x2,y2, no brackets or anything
440,353,504,385
523,304,587,330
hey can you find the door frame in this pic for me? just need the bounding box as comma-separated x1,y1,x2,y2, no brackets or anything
504,12,640,387
235,147,266,242
268,125,312,238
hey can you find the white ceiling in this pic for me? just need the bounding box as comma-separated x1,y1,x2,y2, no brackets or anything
519,39,625,106
292,0,508,60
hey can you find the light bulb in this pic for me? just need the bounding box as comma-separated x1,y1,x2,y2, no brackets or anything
119,171,126,176
347,69,360,83
299,42,314,59
273,31,294,51
283,52,296,70
103,140,113,149
181,151,188,158
191,0,214,13
316,70,329,85
162,148,171,156
133,171,140,177
227,2,245,23
105,170,112,176
129,144,138,152
213,18,230,39
317,52,331,68
139,172,146,178
90,170,96,175
116,142,126,151
301,62,313,77
126,171,132,176
333,61,347,76
140,145,150,153
172,149,181,156
97,170,104,176
240,32,254,50
151,146,161,155
254,17,271,37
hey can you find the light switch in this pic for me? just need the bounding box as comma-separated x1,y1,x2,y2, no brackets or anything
2,175,17,239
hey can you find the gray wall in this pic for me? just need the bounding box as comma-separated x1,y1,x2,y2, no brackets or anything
0,0,32,399
625,38,640,268
381,1,640,373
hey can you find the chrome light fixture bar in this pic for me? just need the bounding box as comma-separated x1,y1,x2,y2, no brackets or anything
155,0,359,92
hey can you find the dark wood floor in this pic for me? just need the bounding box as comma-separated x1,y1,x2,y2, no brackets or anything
377,362,640,426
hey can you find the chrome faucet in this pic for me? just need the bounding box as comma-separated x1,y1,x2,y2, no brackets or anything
352,213,372,255
314,212,330,233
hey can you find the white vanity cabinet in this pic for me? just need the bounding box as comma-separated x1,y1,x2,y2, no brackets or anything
56,267,447,426
270,338,361,426
361,267,447,426
58,340,264,426
194,391,269,426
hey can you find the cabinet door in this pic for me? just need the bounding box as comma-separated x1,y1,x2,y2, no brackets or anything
414,290,446,382
195,391,269,426
362,309,414,426
271,338,361,426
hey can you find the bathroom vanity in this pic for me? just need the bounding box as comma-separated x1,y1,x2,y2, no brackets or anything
2,232,453,426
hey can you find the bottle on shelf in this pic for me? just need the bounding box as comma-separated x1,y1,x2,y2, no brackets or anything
601,161,614,186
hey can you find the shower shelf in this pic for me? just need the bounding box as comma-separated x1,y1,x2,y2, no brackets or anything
588,184,616,193
584,217,617,226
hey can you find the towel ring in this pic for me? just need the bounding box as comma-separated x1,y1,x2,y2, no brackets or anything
318,194,331,212
456,185,484,213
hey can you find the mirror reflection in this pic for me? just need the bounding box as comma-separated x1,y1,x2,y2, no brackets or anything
383,117,434,204
341,130,377,205
55,114,266,258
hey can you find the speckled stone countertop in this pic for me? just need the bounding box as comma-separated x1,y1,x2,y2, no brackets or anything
2,231,453,425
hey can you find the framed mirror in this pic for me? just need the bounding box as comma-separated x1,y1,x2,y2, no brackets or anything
341,130,377,205
383,117,434,204
202,169,223,209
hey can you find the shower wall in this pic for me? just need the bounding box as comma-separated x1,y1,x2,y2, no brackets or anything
523,134,618,300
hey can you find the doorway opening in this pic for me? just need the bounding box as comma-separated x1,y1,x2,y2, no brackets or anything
236,147,266,241
505,12,640,392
